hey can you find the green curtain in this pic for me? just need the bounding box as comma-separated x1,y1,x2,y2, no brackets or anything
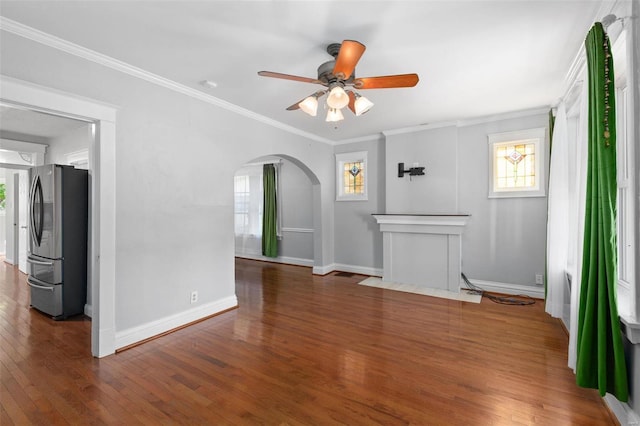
575,22,628,401
262,164,278,258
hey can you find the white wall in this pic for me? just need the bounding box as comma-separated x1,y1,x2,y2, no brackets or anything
0,31,335,335
46,123,90,165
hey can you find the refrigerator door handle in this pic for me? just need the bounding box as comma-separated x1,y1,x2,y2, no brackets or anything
29,174,37,245
27,255,54,266
30,175,44,246
27,276,55,291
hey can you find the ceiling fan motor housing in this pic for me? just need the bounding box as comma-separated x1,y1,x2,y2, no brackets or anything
317,60,355,86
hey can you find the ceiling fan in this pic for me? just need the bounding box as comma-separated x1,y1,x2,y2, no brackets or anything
258,40,419,122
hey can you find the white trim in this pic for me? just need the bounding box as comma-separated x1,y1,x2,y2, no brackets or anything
487,127,546,198
382,121,458,137
235,253,313,268
65,148,89,167
333,263,382,277
114,296,237,350
0,138,47,154
84,303,92,318
604,394,640,426
620,315,640,345
281,227,314,234
456,107,549,128
0,17,332,146
461,277,545,299
334,134,384,145
381,108,550,138
335,151,368,201
310,262,382,277
1,75,117,358
313,263,336,275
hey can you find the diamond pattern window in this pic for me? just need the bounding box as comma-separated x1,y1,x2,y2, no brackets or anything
336,151,368,201
488,128,546,198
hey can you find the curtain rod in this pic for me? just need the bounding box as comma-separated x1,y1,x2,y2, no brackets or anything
243,159,283,167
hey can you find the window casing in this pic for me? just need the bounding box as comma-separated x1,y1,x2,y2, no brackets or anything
487,128,546,198
336,151,368,201
612,29,636,322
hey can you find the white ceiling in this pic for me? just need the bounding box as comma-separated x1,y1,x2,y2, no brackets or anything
0,1,613,142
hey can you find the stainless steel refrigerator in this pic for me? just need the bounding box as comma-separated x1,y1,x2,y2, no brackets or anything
27,164,88,320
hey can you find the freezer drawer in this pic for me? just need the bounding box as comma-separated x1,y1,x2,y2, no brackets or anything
27,254,62,284
28,277,63,318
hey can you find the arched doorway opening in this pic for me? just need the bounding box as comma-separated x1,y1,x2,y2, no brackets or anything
233,154,322,271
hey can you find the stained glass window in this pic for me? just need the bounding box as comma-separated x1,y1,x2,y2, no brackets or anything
343,161,365,195
336,151,368,201
494,142,536,189
488,128,546,198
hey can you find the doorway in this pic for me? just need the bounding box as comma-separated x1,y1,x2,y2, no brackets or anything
0,76,117,357
234,154,321,270
2,168,29,274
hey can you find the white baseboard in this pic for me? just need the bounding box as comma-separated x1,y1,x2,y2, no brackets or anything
312,263,382,277
114,296,238,350
333,263,382,277
84,303,92,318
604,394,640,425
462,277,545,299
312,263,336,275
236,253,313,267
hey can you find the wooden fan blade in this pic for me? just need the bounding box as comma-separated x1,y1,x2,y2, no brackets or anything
258,71,320,84
347,91,357,114
286,91,326,111
332,40,366,80
353,74,419,89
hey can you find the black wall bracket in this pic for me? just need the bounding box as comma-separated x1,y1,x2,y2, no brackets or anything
398,162,426,178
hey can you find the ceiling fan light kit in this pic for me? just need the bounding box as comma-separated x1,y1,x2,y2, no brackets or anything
326,84,350,109
299,95,319,116
354,93,374,116
258,40,419,124
326,108,344,123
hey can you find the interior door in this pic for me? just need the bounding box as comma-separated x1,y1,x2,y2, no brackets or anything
18,170,29,274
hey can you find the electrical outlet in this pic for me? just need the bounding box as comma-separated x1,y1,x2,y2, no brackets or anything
535,274,544,285
190,291,198,304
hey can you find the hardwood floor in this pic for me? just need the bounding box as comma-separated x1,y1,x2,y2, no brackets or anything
1,258,617,425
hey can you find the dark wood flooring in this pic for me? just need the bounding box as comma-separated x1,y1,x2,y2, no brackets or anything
0,258,617,424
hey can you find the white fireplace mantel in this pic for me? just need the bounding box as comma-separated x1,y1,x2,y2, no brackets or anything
373,214,470,293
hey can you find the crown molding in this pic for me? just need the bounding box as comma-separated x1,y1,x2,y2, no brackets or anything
333,133,383,145
381,107,550,138
455,107,550,127
382,120,458,137
0,17,333,145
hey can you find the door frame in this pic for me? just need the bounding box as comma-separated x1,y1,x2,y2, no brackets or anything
0,75,117,358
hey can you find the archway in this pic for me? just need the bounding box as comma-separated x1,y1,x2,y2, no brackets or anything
234,153,323,271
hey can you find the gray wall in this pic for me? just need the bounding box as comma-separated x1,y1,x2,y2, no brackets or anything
333,136,385,272
383,113,548,288
0,31,336,333
386,125,459,214
279,159,314,261
457,114,548,286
